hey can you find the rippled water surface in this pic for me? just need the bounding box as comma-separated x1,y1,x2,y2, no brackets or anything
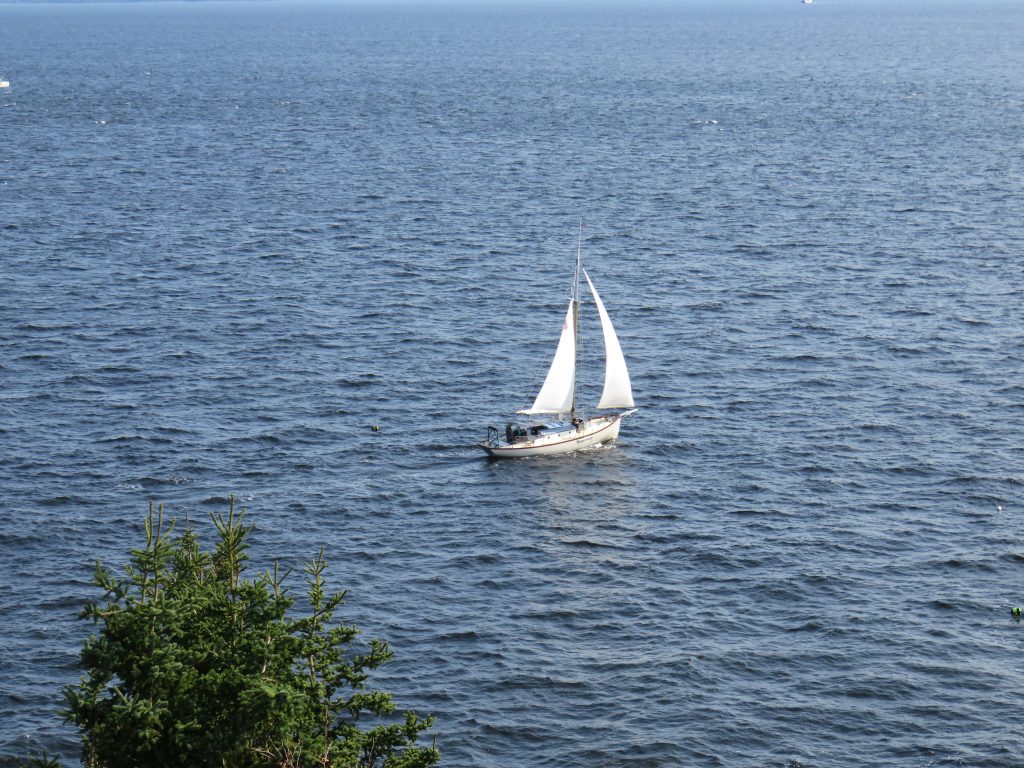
2,1,1024,765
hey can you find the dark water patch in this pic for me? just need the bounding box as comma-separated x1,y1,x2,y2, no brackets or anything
883,464,936,477
436,630,481,643
928,557,997,573
954,316,994,327
153,426,199,436
560,538,622,550
35,495,93,508
14,322,77,332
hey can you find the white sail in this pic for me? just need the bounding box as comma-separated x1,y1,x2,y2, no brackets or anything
584,270,634,409
520,301,576,415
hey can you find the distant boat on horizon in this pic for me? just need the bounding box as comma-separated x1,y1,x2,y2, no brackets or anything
802,0,813,4
0,79,9,89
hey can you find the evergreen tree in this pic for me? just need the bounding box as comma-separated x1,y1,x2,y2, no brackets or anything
61,500,439,768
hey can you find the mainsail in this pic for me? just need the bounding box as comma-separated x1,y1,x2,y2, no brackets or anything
520,301,577,415
584,270,634,409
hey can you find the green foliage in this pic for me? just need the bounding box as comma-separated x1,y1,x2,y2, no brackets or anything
23,751,63,768
63,499,439,768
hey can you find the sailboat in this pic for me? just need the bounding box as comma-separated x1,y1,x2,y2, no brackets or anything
477,231,637,458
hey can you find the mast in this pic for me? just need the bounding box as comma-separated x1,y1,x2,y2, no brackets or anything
571,220,582,419
519,222,585,418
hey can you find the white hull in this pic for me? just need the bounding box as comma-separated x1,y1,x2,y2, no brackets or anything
478,412,631,458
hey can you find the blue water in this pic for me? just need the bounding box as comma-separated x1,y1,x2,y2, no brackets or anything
2,0,1024,765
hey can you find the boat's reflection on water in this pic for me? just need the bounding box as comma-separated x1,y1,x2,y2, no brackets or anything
483,441,641,524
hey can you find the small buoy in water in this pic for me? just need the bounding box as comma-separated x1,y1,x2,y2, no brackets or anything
370,424,380,432
1011,607,1021,619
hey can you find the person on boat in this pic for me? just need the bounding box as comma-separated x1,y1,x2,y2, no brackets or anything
505,423,528,444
